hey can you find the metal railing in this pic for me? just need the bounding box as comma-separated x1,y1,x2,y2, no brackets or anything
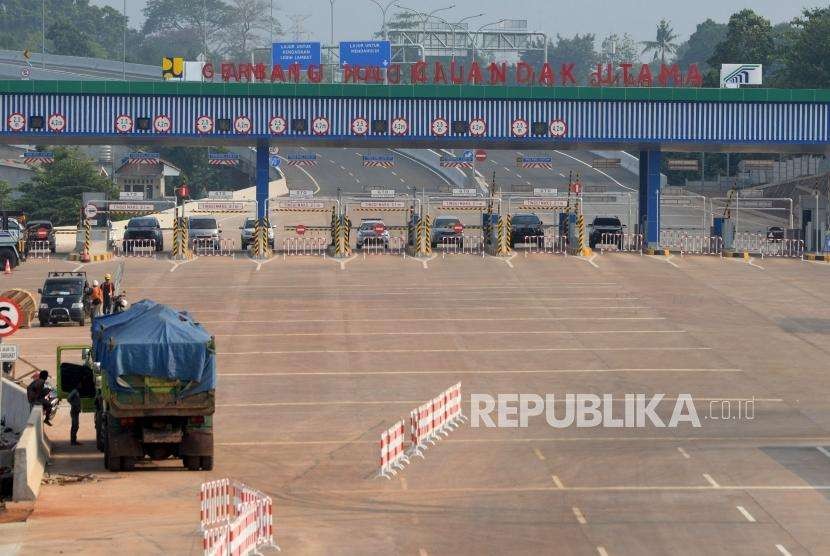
282,236,327,257
659,229,686,251
439,235,484,257
26,240,51,259
119,239,156,257
679,234,723,256
599,233,644,254
733,232,766,253
524,234,568,255
760,238,805,259
362,236,405,257
192,237,234,256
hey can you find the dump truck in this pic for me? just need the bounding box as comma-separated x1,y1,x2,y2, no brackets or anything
55,300,216,471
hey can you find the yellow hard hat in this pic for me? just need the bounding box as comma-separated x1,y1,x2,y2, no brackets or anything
104,274,112,280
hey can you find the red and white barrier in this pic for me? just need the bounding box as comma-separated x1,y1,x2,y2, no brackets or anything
409,402,434,458
200,479,279,555
445,382,466,426
378,419,409,479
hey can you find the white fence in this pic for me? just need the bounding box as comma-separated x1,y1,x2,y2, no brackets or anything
282,236,327,257
760,238,805,259
119,239,156,257
599,233,644,254
361,236,405,257
192,238,234,256
523,234,568,255
26,240,51,258
439,235,484,256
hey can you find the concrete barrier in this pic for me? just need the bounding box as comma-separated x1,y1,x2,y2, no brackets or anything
2,378,30,433
12,405,51,502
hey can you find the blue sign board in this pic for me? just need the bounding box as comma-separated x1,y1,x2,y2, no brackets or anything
462,150,474,161
339,41,391,67
269,156,281,167
272,42,321,69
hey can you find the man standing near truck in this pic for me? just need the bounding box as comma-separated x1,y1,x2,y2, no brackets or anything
90,280,103,317
101,274,115,315
67,387,82,445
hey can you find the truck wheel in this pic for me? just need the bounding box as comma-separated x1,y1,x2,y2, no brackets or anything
183,455,200,471
121,456,136,471
106,453,121,471
200,456,214,471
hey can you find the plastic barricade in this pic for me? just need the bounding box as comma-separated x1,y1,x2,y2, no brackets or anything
26,240,51,259
282,236,327,257
192,238,234,257
378,420,409,479
120,239,156,257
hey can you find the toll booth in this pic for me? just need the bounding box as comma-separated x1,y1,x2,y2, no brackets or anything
504,194,569,252
426,195,496,254
343,195,412,253
271,197,337,255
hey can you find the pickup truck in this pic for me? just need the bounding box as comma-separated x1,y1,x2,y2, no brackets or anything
55,300,216,471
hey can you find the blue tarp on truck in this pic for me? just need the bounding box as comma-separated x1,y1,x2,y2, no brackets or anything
91,300,216,395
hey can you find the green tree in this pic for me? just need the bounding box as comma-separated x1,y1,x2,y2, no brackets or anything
674,19,727,73
600,33,639,65
16,148,117,226
142,0,233,58
0,180,13,210
706,9,777,86
157,147,239,198
520,34,598,85
642,19,679,63
47,19,104,58
220,0,280,59
780,8,830,88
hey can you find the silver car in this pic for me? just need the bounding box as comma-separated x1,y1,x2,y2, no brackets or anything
239,217,274,250
188,216,221,249
356,219,390,249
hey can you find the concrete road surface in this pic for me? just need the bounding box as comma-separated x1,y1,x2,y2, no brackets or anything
2,251,830,555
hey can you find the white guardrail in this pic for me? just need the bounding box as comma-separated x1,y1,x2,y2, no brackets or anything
439,235,484,257
759,238,805,259
599,233,644,254
523,234,568,255
361,236,405,257
192,238,235,257
282,236,327,257
679,235,724,256
117,239,157,257
26,240,51,259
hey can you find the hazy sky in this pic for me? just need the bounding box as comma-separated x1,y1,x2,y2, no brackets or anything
93,0,815,44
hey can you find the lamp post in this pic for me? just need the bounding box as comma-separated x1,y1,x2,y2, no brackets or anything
368,0,399,41
122,0,127,79
41,0,46,69
392,4,456,59
471,19,506,63
328,0,335,46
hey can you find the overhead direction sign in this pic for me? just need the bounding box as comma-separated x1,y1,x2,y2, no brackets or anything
208,152,241,166
23,151,53,164
362,155,395,168
452,188,477,197
108,202,155,212
127,152,160,165
370,189,396,198
285,153,318,166
340,41,392,67
271,42,321,70
522,198,568,209
440,156,473,169
0,297,22,337
518,156,553,169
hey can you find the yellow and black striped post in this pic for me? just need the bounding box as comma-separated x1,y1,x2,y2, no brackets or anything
420,215,432,256
81,218,91,262
251,218,271,259
171,217,180,257
334,216,352,257
330,206,337,247
496,215,512,256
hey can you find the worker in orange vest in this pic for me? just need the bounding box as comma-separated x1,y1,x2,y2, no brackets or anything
90,280,104,318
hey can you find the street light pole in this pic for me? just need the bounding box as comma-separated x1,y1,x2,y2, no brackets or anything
448,14,483,61
122,0,127,80
472,19,506,62
329,0,335,45
369,0,398,41
41,0,46,69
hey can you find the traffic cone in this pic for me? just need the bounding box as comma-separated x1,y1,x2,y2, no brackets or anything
4,259,11,275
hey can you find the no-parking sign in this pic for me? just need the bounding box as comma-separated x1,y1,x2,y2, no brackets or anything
0,297,23,337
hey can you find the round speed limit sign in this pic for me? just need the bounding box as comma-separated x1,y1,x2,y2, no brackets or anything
469,118,487,137
115,114,133,133
0,297,22,338
511,118,529,137
431,118,448,136
391,117,409,136
312,117,330,135
351,117,369,135
195,115,214,134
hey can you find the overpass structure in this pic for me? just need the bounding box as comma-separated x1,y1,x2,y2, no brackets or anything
2,80,829,245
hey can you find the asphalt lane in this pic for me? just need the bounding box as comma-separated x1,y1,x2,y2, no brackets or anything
4,251,830,555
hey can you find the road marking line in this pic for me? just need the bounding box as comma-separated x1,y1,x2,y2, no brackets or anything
736,505,756,522
748,258,765,271
391,171,397,176
677,447,691,459
703,473,721,488
123,316,671,324
554,150,634,192
648,254,678,268
71,263,86,271
572,506,587,524
217,346,712,355
532,447,546,461
219,368,743,377
168,256,198,272
339,165,346,170
183,304,650,313
484,253,517,268
817,446,830,459
317,484,830,495
597,547,609,556
559,172,565,178
776,545,792,556
336,254,358,270
279,155,320,193
122,282,621,290
216,434,815,447
551,475,564,489
212,329,685,338
219,397,777,407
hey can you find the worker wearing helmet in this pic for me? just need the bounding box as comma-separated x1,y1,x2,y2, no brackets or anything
90,280,103,318
102,273,115,315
